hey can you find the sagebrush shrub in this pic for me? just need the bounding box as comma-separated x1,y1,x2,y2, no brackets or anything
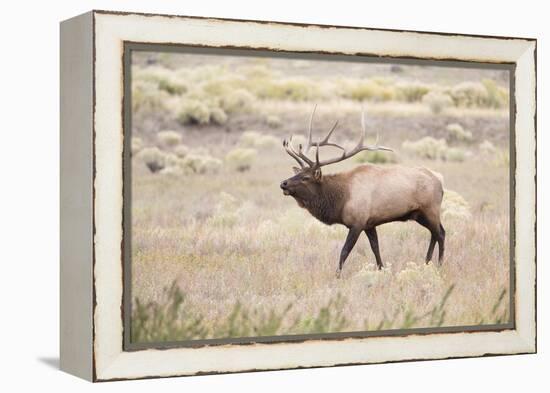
173,144,190,158
422,91,454,114
131,137,143,154
219,88,255,114
156,130,183,147
266,114,282,128
492,149,510,168
239,131,278,149
479,140,496,155
256,77,323,101
446,123,472,143
353,150,397,164
131,80,169,115
346,79,396,102
481,79,508,109
402,137,448,160
443,147,467,162
134,66,188,95
225,147,258,172
136,147,166,173
442,189,471,220
180,153,222,174
210,107,228,125
450,81,489,107
177,99,211,125
395,81,431,102
255,135,279,148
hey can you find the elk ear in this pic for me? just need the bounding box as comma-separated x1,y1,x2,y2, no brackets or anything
314,167,322,181
292,166,301,175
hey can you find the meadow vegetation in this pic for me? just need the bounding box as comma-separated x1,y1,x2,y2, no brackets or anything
130,53,511,343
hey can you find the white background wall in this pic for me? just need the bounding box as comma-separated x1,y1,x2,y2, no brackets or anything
0,1,546,391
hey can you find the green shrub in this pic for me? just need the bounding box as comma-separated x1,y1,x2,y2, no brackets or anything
177,99,211,125
479,140,496,155
156,130,183,147
239,131,261,147
442,189,471,220
395,81,431,102
345,79,396,102
131,281,459,343
402,137,448,160
239,131,279,149
210,107,228,125
256,135,279,148
443,147,467,162
450,81,489,107
422,91,454,114
131,137,143,154
225,148,258,172
482,79,508,109
266,114,282,128
158,77,187,95
131,281,349,342
180,153,222,174
173,144,190,158
131,282,207,342
159,165,185,177
353,150,397,164
164,152,181,167
135,146,166,173
446,123,472,143
492,149,510,167
134,67,188,95
256,77,323,101
131,80,169,115
240,64,274,79
219,88,255,114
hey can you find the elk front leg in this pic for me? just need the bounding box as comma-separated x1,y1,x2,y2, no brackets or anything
336,227,361,278
365,227,383,269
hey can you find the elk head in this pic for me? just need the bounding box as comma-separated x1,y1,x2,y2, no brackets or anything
280,105,392,200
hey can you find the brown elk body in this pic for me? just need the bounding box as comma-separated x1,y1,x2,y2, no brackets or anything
280,107,445,278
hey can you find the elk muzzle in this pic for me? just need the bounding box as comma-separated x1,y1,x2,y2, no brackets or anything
280,180,290,195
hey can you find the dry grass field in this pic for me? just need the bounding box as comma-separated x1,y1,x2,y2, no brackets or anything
129,51,511,343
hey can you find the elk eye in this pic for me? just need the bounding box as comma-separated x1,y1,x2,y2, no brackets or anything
302,176,311,181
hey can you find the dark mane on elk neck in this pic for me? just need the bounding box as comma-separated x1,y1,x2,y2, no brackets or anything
298,174,350,226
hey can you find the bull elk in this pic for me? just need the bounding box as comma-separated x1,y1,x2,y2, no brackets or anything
280,106,445,278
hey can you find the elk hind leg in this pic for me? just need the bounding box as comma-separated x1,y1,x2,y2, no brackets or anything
425,235,437,264
416,211,443,264
437,223,445,264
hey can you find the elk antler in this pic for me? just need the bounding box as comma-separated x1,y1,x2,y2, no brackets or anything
283,139,306,168
303,105,344,154
313,108,393,167
282,106,392,169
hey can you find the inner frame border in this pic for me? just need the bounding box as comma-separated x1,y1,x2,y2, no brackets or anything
122,41,517,352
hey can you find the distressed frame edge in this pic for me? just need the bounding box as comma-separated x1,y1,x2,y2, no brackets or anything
91,8,537,42
512,40,537,354
59,11,95,381
91,11,537,381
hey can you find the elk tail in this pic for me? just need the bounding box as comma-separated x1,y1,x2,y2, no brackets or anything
429,169,444,187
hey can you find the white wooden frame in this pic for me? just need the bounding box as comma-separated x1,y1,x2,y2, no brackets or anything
60,10,536,382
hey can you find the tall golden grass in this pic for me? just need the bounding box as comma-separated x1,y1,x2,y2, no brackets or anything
130,53,510,343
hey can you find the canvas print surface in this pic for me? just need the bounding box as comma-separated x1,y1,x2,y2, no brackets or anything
127,49,511,346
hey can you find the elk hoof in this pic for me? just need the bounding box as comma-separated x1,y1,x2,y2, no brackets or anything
335,268,342,279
